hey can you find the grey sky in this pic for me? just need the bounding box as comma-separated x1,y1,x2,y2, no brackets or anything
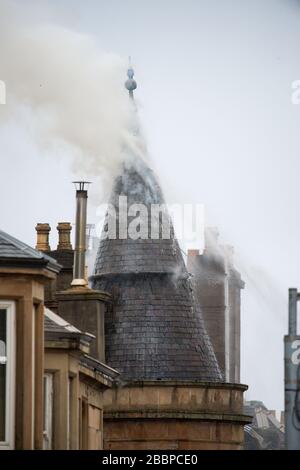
1,0,300,412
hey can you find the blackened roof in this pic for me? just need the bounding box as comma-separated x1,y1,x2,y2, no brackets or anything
94,158,186,276
92,157,222,382
0,229,61,273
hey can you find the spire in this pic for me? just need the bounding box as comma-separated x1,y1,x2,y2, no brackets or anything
92,157,223,383
125,56,137,99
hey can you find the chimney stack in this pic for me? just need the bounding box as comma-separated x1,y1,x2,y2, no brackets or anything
35,223,51,251
57,222,72,250
56,180,108,362
71,182,90,287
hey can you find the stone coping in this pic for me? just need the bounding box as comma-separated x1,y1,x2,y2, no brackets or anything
57,287,111,302
115,380,248,391
104,410,252,424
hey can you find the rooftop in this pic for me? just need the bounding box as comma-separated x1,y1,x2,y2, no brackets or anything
92,157,222,383
0,229,60,273
44,308,119,381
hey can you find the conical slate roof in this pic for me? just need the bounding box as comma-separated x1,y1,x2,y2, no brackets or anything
92,157,222,382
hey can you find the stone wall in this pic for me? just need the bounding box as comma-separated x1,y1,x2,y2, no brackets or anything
103,381,250,450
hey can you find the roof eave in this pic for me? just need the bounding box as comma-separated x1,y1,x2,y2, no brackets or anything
0,256,61,274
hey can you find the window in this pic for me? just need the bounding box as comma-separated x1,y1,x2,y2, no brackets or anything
79,398,88,450
67,376,74,450
0,302,16,449
43,373,53,450
32,305,36,448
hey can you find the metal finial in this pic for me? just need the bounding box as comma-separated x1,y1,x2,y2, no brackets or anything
125,56,137,97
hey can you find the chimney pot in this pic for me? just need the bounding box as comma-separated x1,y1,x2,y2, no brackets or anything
35,223,51,252
57,222,72,250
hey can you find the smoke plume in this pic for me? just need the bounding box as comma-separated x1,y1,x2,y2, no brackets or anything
0,0,146,201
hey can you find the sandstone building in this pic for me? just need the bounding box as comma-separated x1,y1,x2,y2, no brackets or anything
44,307,118,449
0,228,117,450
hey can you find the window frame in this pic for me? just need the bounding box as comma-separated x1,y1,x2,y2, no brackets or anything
43,372,53,450
0,301,16,450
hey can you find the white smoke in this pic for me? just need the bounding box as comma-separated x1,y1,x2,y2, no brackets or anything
0,0,147,202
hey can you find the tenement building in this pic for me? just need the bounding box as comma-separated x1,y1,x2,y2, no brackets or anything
0,229,60,449
0,228,117,449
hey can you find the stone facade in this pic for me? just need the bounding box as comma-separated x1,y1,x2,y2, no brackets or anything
103,381,249,450
44,309,118,450
0,229,61,449
56,287,110,363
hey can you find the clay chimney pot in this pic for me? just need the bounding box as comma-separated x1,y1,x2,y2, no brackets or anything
35,223,51,252
57,222,72,250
